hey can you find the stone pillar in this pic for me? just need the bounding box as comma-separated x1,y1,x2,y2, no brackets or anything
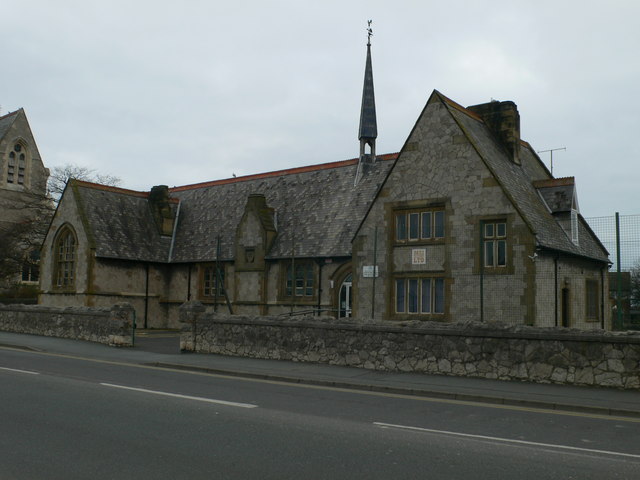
110,303,135,326
107,303,135,347
179,301,206,351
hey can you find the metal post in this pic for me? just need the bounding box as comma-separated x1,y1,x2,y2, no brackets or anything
615,212,622,329
316,260,323,316
537,147,566,176
371,226,377,319
479,221,484,322
554,255,558,327
600,267,605,330
144,263,149,329
131,310,136,347
187,264,192,301
214,235,220,312
290,231,295,316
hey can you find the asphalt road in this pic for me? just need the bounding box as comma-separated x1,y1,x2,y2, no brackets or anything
1,345,639,479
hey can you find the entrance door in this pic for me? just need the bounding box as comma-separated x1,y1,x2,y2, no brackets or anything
339,274,352,318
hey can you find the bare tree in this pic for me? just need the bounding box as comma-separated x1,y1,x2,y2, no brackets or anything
1,164,121,289
48,164,121,203
0,192,52,290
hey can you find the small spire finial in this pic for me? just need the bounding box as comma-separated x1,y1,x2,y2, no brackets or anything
367,20,373,46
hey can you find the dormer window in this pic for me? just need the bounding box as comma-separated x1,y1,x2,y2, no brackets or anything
571,210,579,245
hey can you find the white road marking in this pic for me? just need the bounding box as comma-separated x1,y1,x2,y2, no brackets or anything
2,346,637,423
100,383,258,409
373,422,640,460
0,366,40,375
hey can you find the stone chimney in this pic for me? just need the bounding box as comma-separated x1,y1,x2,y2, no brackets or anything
148,185,175,236
467,100,521,165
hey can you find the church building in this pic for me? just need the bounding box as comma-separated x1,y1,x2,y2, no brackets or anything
37,36,610,329
0,109,50,290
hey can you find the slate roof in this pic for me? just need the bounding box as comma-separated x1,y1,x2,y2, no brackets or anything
170,155,396,262
358,44,377,141
438,92,608,262
69,155,397,263
70,181,174,263
64,90,608,266
0,109,20,141
533,177,577,213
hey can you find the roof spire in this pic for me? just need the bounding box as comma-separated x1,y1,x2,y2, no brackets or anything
358,20,377,161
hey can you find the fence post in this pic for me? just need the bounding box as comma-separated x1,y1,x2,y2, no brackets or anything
616,212,622,329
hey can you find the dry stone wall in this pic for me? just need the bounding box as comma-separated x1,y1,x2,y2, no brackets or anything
0,303,134,346
179,302,640,389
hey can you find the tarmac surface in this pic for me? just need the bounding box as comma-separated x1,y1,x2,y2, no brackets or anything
1,329,639,418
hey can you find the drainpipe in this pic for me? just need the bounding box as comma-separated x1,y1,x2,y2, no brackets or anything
479,221,484,322
144,263,150,329
554,254,559,327
316,259,323,316
167,200,181,262
187,264,192,301
371,226,377,319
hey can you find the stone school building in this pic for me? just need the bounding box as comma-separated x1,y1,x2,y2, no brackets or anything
38,45,610,329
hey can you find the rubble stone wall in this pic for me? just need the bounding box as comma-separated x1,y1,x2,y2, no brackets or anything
179,302,640,389
0,303,134,346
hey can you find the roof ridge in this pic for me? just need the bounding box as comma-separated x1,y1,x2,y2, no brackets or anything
170,153,399,192
533,177,575,188
73,180,151,198
435,91,484,122
0,108,22,121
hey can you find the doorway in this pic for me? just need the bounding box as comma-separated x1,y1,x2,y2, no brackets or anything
339,274,352,318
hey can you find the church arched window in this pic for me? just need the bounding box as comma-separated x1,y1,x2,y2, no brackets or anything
6,142,28,185
54,226,77,288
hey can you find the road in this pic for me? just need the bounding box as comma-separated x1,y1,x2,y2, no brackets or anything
1,344,639,479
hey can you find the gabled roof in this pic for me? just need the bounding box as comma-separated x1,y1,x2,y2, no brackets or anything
69,181,174,263
170,155,397,262
64,155,397,264
436,91,608,262
533,177,577,213
0,109,22,141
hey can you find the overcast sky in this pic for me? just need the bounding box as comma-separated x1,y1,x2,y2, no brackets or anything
2,0,639,217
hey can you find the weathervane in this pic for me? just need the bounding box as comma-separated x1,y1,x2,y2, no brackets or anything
367,20,373,46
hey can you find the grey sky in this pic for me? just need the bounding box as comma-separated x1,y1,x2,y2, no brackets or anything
2,0,638,217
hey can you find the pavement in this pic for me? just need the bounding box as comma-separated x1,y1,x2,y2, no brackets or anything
1,330,640,419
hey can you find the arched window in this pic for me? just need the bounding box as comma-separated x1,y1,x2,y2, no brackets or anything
7,152,16,183
54,227,77,288
6,142,28,185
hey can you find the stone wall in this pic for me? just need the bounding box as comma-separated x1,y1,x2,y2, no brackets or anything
179,302,640,389
0,303,135,346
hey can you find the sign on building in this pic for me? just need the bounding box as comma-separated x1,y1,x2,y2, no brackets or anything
412,249,426,265
363,265,379,278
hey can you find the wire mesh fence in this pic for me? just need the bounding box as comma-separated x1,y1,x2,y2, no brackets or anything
585,213,640,330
